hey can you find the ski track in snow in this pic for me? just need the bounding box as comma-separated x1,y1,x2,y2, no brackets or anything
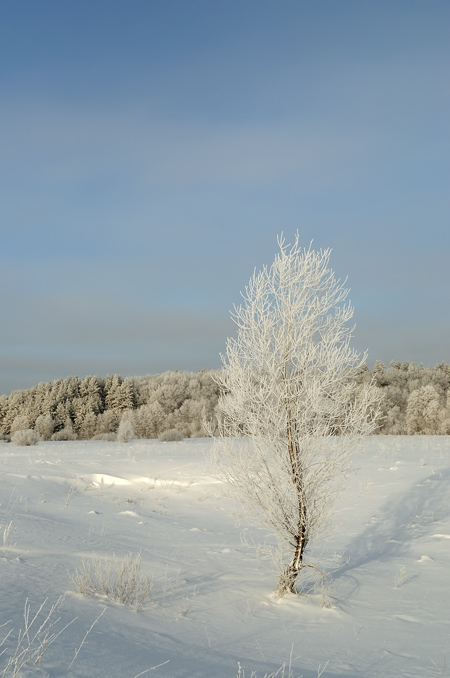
0,436,449,678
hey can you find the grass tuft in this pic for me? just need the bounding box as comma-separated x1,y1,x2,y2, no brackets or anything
72,552,153,611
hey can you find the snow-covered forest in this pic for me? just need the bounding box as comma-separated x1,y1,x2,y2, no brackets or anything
364,361,450,435
0,371,220,442
1,361,450,441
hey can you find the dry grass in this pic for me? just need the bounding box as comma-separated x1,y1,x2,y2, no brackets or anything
236,656,329,678
0,597,167,677
0,597,76,677
72,552,153,611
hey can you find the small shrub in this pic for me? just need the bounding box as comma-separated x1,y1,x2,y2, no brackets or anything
11,429,40,446
0,434,10,443
72,552,152,611
92,432,117,442
117,420,136,443
158,428,184,442
51,417,77,441
51,428,77,441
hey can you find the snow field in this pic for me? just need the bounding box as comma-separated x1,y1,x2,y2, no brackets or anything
0,436,449,677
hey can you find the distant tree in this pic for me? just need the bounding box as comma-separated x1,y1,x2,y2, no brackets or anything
78,411,98,440
105,375,124,412
79,376,104,414
0,395,8,433
1,393,25,435
35,414,55,441
10,415,30,435
54,401,71,428
172,399,202,438
118,378,137,411
117,418,136,443
133,402,166,439
406,385,441,435
155,372,190,413
95,410,119,435
440,392,450,434
372,360,388,387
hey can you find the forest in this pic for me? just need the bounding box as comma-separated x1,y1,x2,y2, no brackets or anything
1,361,450,441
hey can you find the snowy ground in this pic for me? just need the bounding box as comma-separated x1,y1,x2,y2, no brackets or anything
0,436,449,678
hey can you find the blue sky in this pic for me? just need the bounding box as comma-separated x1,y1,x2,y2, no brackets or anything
1,0,449,395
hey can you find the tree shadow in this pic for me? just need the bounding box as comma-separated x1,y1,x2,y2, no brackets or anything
334,466,450,580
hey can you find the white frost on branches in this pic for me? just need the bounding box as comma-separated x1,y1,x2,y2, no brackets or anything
212,233,381,593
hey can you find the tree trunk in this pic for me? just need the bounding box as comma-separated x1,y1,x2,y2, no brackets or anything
283,412,308,593
283,521,308,593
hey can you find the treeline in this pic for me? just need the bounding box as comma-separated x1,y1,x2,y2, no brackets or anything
0,371,221,441
1,362,450,441
357,360,450,435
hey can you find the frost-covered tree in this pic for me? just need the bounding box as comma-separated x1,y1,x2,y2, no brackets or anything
133,402,165,439
118,378,137,411
372,360,388,387
54,401,71,428
95,409,119,436
79,376,104,414
78,411,98,440
10,415,31,435
440,392,450,434
406,385,441,435
154,372,190,413
117,418,136,442
117,418,136,443
105,375,124,412
0,395,8,430
172,399,203,438
35,414,55,441
212,234,380,594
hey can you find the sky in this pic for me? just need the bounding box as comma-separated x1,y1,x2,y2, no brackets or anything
1,0,449,396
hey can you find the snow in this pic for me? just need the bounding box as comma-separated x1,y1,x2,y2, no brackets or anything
0,436,449,677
